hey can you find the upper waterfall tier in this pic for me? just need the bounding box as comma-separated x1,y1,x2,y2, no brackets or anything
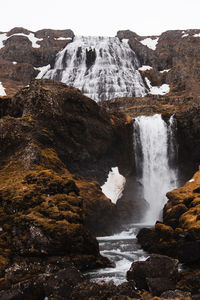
44,36,147,101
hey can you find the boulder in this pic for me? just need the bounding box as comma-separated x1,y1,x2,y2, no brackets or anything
127,254,178,295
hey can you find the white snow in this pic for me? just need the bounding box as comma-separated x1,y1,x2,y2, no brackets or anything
0,82,6,96
9,33,43,48
138,65,152,71
12,61,17,65
160,69,170,73
0,33,7,49
140,37,159,50
193,33,200,38
35,64,51,79
145,77,170,95
189,178,195,182
55,37,72,41
0,32,43,49
101,167,126,204
182,33,189,38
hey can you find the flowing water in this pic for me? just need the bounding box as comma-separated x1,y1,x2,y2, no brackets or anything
133,114,178,223
87,224,149,285
44,36,147,101
88,114,178,284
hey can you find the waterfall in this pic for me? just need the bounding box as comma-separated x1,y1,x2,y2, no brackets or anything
44,36,147,101
133,114,178,224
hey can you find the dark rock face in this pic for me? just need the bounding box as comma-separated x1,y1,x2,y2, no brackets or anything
127,254,178,296
86,48,96,69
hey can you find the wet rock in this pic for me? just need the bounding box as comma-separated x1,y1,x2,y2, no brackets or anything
146,277,176,296
127,254,178,294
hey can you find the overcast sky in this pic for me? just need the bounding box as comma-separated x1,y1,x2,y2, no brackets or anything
1,0,200,36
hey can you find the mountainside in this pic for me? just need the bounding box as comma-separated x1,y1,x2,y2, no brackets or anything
2,27,200,299
1,27,200,100
0,27,74,96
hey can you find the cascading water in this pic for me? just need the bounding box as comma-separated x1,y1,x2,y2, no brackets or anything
44,36,147,101
133,114,178,224
88,114,178,284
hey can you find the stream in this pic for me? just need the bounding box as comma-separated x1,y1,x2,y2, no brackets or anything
88,224,149,285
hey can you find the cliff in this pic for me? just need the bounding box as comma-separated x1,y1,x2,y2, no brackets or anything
0,79,134,295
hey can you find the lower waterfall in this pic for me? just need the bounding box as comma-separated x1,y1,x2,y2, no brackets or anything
133,114,178,224
88,114,178,284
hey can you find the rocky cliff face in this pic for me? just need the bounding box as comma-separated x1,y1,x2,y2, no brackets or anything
2,27,200,100
117,29,200,97
0,79,135,295
0,27,74,96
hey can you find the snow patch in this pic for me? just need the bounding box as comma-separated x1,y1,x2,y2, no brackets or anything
0,32,43,49
101,167,126,204
12,61,17,65
55,37,72,41
0,82,6,96
138,65,152,71
8,33,43,48
160,69,170,73
35,64,51,79
145,77,170,95
193,33,200,38
140,37,159,50
189,179,195,182
0,33,7,49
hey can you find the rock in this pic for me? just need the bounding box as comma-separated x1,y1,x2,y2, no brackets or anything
70,280,140,300
0,79,136,294
160,289,192,299
127,254,178,294
137,225,177,257
0,27,74,96
0,262,84,300
146,277,176,296
177,270,200,294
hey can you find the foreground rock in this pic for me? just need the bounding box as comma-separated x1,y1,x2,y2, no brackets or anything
0,79,134,295
127,254,178,296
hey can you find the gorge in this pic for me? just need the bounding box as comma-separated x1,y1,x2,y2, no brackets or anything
1,27,200,299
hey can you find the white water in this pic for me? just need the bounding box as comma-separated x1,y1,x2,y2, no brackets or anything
44,36,147,101
87,224,148,285
133,114,178,224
